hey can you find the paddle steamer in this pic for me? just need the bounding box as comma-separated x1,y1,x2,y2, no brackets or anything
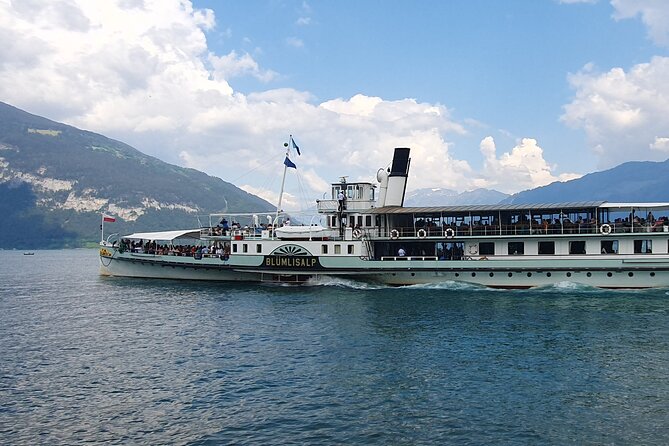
100,147,669,288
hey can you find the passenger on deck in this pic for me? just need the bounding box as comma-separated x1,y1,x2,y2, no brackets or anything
338,190,346,211
219,218,229,235
398,247,406,257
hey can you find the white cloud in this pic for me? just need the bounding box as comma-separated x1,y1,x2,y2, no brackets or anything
650,137,669,152
240,184,286,209
209,50,278,82
562,56,669,168
476,137,581,193
611,0,669,47
285,37,304,48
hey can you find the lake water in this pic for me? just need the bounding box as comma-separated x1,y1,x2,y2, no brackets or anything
1,249,668,445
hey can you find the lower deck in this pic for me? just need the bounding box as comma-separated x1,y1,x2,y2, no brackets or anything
100,242,669,288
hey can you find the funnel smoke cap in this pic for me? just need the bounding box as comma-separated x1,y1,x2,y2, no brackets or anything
390,148,411,177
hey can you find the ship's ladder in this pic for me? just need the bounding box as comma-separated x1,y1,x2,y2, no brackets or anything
360,229,374,260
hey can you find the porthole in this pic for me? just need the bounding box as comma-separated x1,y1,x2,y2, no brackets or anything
527,272,532,277
392,273,396,276
489,272,494,277
471,272,476,277
546,272,551,277
566,272,572,277
586,272,592,277
650,272,656,277
607,272,613,277
411,273,415,277
508,272,513,277
455,273,460,277
628,272,634,277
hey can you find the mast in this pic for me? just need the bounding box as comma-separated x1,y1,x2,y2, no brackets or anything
274,135,292,225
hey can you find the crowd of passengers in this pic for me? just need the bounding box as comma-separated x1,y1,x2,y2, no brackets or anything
412,212,669,236
209,217,281,236
120,239,231,258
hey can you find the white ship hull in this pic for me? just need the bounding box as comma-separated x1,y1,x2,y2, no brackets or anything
100,246,669,289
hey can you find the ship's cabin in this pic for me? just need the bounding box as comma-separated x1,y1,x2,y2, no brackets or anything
330,179,376,211
371,202,669,239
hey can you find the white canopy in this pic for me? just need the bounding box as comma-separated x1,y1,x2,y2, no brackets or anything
122,229,201,241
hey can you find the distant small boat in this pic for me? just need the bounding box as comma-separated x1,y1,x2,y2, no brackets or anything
23,252,35,256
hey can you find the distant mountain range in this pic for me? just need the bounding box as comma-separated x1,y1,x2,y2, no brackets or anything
0,102,274,249
406,159,669,207
404,187,509,206
503,160,669,204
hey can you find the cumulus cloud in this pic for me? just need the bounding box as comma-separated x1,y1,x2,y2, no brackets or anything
611,0,669,47
209,50,278,82
476,137,581,193
0,0,578,210
561,57,669,168
650,137,669,152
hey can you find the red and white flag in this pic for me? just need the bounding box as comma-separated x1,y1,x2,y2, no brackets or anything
103,214,116,223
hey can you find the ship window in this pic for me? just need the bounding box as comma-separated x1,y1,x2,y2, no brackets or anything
479,242,495,255
634,240,652,253
322,244,328,254
357,216,363,227
538,241,555,255
348,244,354,254
331,216,337,227
242,244,248,253
232,244,238,253
256,244,262,253
600,240,618,254
569,241,586,254
365,215,372,226
335,245,341,254
508,242,524,255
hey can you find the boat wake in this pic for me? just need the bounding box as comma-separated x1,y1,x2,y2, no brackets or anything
538,281,599,292
303,276,390,290
530,281,658,295
401,281,490,291
304,277,490,291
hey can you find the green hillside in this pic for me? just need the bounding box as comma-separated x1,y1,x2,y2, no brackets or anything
0,102,275,249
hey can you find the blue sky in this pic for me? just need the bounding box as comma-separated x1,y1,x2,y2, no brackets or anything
1,0,668,214
199,0,657,172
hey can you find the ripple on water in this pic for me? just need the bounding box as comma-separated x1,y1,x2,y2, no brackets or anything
0,249,668,444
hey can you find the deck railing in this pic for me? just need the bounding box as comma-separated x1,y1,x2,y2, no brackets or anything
195,221,669,242
382,222,669,238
